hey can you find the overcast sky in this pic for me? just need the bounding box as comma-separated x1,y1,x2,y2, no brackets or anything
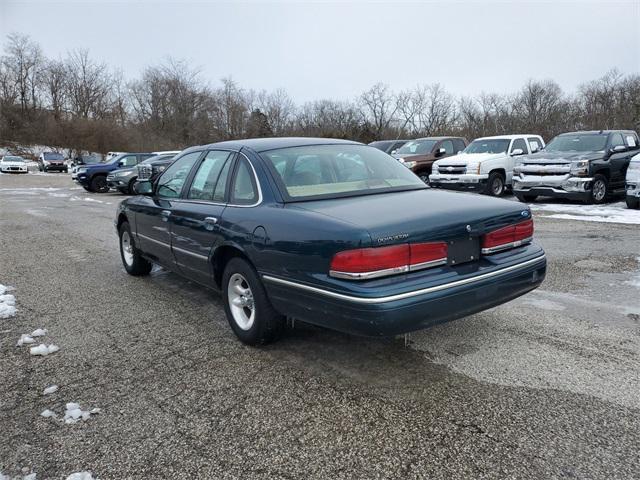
1,0,639,102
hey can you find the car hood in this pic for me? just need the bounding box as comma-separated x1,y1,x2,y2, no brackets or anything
434,152,504,166
517,150,604,164
110,167,136,176
289,189,530,245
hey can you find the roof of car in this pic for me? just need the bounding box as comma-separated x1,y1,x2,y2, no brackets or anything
557,130,638,135
192,137,363,153
474,134,541,141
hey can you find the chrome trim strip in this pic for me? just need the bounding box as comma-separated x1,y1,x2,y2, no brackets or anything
481,238,532,255
172,244,209,261
262,254,545,305
408,258,448,271
330,265,409,280
137,233,170,248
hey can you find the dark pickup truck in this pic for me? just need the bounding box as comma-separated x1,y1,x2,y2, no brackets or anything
512,130,640,203
76,152,155,193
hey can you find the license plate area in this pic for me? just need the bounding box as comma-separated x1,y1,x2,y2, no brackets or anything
447,236,480,266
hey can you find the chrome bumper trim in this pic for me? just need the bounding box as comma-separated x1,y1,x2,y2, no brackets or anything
263,254,546,305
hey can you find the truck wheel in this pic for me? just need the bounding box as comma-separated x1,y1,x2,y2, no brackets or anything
119,221,152,276
515,193,538,203
485,172,505,196
627,196,640,209
90,175,109,193
589,174,608,204
416,171,430,184
222,257,284,346
127,178,137,195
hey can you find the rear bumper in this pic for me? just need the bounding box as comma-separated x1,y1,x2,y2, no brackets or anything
429,173,488,191
513,175,592,200
262,251,546,336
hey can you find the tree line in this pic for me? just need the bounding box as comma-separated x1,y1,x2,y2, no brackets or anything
1,32,639,155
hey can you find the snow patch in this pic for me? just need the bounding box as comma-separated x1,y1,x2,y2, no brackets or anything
16,334,35,346
29,344,60,356
43,385,58,395
63,402,100,424
66,472,96,480
40,409,56,418
530,202,640,225
31,328,47,337
69,196,105,204
0,285,17,319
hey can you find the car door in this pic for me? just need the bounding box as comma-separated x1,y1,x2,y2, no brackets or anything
134,151,202,266
170,150,235,285
608,133,632,187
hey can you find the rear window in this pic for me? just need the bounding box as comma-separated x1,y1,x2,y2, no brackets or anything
261,144,425,200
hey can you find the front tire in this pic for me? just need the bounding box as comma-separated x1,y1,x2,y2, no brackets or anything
485,171,505,196
119,221,152,276
416,170,430,184
90,175,109,193
222,257,284,345
589,174,608,204
627,196,640,209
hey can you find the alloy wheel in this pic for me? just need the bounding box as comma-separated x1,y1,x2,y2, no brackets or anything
593,179,606,202
121,231,134,266
227,273,255,331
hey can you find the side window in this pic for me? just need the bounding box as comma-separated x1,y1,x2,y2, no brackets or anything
439,140,454,154
528,137,542,153
213,158,233,202
119,155,137,167
610,133,625,149
187,150,232,201
156,152,201,198
511,138,528,154
230,158,258,205
453,139,466,153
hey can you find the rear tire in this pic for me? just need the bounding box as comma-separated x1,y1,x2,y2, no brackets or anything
485,171,505,196
416,170,430,184
222,257,284,345
515,193,538,203
119,221,152,276
588,174,608,204
627,196,640,209
90,175,109,193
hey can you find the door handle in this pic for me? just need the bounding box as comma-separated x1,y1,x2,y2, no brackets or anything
161,210,171,222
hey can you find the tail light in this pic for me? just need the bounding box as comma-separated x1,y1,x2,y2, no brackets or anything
330,242,447,280
481,219,533,254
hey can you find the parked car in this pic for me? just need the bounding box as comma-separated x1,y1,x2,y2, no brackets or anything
76,152,155,193
626,152,640,209
429,135,544,197
108,152,180,194
512,130,640,204
115,138,546,345
106,151,126,161
0,155,28,174
369,140,410,154
71,154,103,179
38,152,67,172
392,137,467,183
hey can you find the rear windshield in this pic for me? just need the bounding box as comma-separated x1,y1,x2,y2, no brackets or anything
395,139,437,155
262,144,425,200
464,139,511,154
545,134,608,152
44,152,64,160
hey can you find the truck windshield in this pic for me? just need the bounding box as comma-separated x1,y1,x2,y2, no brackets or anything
545,134,608,152
395,140,437,155
262,144,425,200
464,139,510,154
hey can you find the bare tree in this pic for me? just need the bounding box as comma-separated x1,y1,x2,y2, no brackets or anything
65,49,111,119
358,83,398,139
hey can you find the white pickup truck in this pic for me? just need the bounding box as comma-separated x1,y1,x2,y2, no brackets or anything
429,134,545,196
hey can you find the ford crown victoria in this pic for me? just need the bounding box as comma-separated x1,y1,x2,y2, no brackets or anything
115,138,546,345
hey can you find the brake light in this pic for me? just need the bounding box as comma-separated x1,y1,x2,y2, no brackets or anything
481,219,533,254
330,242,448,280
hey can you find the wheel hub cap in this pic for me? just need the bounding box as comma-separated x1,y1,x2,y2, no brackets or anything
121,231,134,266
228,273,255,331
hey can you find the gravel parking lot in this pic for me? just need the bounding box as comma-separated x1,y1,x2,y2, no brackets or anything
1,173,639,479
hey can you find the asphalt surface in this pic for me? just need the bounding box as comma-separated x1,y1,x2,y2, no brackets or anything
1,173,639,479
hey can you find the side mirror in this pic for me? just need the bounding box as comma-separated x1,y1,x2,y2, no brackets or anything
435,147,446,157
611,145,626,153
133,180,153,196
390,149,397,155
511,148,524,156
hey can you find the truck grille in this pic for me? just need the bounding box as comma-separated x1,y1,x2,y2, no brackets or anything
137,164,153,181
515,163,571,176
437,165,467,175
